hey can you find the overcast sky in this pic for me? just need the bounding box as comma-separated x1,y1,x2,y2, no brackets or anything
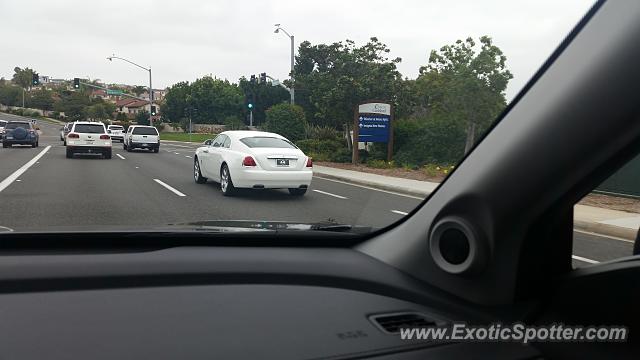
0,0,594,100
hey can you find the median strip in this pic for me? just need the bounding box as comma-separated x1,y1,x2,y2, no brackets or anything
153,179,186,197
312,189,347,199
0,145,51,193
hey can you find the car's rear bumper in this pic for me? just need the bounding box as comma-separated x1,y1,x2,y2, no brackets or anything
110,136,124,141
129,142,159,149
67,145,111,154
2,138,37,144
232,168,313,189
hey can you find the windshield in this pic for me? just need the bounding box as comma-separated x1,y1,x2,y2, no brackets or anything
241,137,296,149
0,120,6,126
133,127,158,135
74,124,104,133
0,0,594,235
5,122,29,129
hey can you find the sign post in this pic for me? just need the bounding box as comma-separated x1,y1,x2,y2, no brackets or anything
352,101,393,164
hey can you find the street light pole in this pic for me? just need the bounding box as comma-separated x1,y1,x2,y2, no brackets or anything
107,55,153,126
274,24,295,105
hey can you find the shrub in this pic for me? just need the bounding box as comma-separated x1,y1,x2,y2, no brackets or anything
224,116,247,130
296,138,351,163
264,104,307,142
305,125,339,141
367,159,396,169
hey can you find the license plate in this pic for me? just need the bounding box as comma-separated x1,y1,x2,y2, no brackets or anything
141,143,148,147
6,136,13,140
276,159,289,166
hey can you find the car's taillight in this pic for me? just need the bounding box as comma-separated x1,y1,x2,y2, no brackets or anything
68,133,79,139
306,157,313,167
100,135,110,140
242,156,257,167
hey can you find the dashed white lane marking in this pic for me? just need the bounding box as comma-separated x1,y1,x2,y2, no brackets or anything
185,155,192,158
174,152,180,155
161,142,195,148
16,180,21,182
135,166,140,169
153,179,187,197
0,145,51,193
312,189,347,199
313,176,424,200
116,154,126,160
391,210,409,216
572,255,599,264
573,229,635,243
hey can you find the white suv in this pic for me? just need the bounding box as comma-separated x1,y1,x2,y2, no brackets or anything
66,122,112,159
107,125,125,142
124,125,160,153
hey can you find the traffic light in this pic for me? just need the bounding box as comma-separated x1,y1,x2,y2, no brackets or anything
32,73,39,86
151,106,157,116
73,78,80,89
247,103,253,109
260,73,267,84
250,75,256,84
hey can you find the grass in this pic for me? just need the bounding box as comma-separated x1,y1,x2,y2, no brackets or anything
160,133,213,143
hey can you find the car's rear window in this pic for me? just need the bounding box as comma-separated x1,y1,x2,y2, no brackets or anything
109,126,123,130
74,124,105,133
5,122,30,129
132,127,158,135
240,137,296,149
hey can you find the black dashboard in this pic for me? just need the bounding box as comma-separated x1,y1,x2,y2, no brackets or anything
0,244,541,359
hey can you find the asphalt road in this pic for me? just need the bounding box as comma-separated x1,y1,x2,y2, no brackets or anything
0,113,635,268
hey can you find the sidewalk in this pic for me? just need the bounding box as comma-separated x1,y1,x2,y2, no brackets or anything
314,165,640,240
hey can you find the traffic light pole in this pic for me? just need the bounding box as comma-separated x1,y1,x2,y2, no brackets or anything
106,55,154,126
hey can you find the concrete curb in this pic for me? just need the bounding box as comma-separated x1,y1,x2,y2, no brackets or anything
315,167,638,241
573,219,637,240
313,171,432,198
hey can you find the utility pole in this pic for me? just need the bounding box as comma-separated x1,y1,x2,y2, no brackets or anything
274,24,295,105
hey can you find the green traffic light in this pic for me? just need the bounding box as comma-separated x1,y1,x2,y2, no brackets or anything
248,104,253,109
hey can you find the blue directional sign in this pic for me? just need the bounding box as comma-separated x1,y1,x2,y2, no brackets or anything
358,114,390,142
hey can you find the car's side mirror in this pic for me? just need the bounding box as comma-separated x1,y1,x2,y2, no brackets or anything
204,140,212,146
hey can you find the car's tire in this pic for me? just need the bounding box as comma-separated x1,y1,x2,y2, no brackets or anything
126,144,133,152
288,188,308,196
63,140,66,146
66,149,73,158
220,164,236,196
153,147,159,153
104,149,112,159
32,141,37,148
2,142,7,149
194,158,207,184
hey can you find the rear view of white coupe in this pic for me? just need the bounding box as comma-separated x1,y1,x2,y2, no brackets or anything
193,131,312,196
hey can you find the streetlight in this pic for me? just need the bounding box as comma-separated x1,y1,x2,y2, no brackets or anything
106,54,153,126
274,24,295,105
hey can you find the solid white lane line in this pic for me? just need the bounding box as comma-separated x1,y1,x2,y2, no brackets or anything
313,176,424,200
0,145,51,193
573,229,635,243
391,210,409,216
153,179,186,197
572,255,599,264
116,154,126,160
185,155,192,158
312,189,347,199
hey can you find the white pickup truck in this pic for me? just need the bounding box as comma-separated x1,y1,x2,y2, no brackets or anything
107,125,125,142
123,125,160,153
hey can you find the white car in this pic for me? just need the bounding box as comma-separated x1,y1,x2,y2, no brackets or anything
66,122,112,159
193,131,313,196
107,125,125,142
124,125,160,153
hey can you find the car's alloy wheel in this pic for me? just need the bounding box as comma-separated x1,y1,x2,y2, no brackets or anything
194,159,207,184
220,165,235,196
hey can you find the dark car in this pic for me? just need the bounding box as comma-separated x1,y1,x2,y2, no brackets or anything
2,121,39,148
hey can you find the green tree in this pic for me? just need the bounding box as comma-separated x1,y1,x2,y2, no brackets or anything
264,104,307,142
294,37,404,129
136,110,150,125
224,115,247,130
132,85,147,96
161,81,190,122
27,89,55,111
188,76,244,124
54,91,91,121
12,67,35,89
417,36,512,154
87,103,110,122
0,84,22,106
116,112,128,121
238,77,290,126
